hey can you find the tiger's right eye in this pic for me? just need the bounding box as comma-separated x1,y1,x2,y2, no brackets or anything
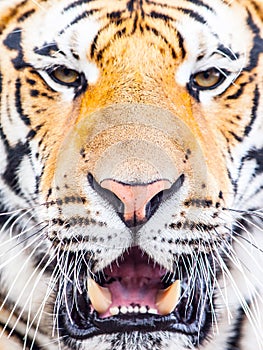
49,66,81,86
192,68,226,90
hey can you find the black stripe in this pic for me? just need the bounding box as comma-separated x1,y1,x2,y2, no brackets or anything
63,0,95,12
15,78,31,125
227,168,238,195
0,125,10,153
177,30,186,59
244,11,263,71
3,28,29,70
59,9,99,35
0,0,27,34
150,10,176,23
96,27,127,61
17,9,36,22
0,320,42,350
245,147,263,175
177,7,206,24
146,0,214,13
217,44,240,61
127,0,135,12
184,0,214,12
34,43,60,57
229,131,243,142
244,85,260,136
2,141,31,196
145,24,176,59
226,81,250,100
226,304,248,349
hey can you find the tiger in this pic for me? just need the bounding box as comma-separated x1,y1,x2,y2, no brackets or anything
0,0,263,349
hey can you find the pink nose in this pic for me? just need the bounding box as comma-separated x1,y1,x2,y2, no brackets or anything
100,179,171,227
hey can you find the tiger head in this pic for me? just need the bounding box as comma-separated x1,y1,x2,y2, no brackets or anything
0,1,263,349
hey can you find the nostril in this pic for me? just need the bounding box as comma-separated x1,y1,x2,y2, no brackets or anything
145,191,164,221
87,173,124,214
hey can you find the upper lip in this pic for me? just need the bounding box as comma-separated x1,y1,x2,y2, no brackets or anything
58,247,213,345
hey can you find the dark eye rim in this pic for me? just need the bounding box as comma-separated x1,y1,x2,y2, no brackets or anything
190,68,227,91
47,66,85,88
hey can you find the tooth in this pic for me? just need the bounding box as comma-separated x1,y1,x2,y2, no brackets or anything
139,306,147,313
133,306,139,313
120,306,128,314
156,280,181,316
128,306,134,313
148,308,158,314
87,278,112,314
110,307,120,316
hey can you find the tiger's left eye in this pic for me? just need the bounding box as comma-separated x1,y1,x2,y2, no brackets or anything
49,67,81,86
192,68,225,90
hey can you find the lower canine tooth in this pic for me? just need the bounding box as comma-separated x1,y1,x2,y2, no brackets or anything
87,278,112,314
156,280,181,316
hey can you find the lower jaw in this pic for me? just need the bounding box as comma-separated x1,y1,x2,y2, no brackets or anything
58,293,212,345
57,250,214,345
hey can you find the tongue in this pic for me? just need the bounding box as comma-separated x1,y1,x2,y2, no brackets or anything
87,250,181,317
103,249,166,310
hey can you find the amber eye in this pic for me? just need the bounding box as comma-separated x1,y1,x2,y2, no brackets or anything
192,68,225,90
49,66,81,86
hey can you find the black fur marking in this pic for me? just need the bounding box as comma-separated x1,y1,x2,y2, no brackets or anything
15,78,31,125
30,89,39,97
245,148,263,175
3,28,29,70
226,304,248,349
177,7,206,24
244,11,263,72
2,141,30,196
217,44,240,61
229,131,243,143
150,11,175,23
227,168,238,196
226,81,249,100
63,0,93,12
244,85,260,136
145,24,176,59
17,9,36,22
146,0,214,13
34,43,60,57
186,81,200,102
185,0,214,12
59,9,99,35
127,0,135,12
0,320,42,350
177,30,186,59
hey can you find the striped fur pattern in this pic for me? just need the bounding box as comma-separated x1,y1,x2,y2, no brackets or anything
0,0,263,349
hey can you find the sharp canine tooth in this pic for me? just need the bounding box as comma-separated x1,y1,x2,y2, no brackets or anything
87,278,112,314
156,280,181,316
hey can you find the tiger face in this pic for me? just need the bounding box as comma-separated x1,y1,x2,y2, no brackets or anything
0,1,263,349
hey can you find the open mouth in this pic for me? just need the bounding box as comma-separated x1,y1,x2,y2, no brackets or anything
59,247,213,344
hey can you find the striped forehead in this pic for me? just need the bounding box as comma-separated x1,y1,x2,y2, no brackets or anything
25,0,248,60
